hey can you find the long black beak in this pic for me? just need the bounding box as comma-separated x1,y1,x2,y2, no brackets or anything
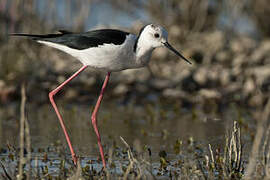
163,42,192,65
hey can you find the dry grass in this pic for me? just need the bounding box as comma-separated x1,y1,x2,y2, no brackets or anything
245,99,270,179
201,121,243,179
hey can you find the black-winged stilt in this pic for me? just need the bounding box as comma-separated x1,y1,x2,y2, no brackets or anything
11,24,192,168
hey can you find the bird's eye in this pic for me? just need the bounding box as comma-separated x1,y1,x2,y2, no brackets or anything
154,33,160,38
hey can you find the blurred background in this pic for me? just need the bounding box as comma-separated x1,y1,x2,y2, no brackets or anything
0,0,269,160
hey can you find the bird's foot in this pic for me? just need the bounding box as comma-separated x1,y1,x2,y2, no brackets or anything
72,154,78,166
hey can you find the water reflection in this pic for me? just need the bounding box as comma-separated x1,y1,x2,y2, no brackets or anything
0,99,228,158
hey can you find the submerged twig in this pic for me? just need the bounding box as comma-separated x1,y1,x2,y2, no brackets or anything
18,83,26,180
25,101,31,180
0,161,12,180
263,125,270,177
208,144,215,169
69,159,82,180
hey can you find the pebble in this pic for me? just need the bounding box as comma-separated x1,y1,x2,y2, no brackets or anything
199,89,221,99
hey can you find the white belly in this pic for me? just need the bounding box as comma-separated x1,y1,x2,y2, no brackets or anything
79,41,136,71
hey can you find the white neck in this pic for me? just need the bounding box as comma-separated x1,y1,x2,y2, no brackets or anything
135,39,154,66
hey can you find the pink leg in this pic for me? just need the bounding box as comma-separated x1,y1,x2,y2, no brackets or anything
49,65,88,165
91,72,111,168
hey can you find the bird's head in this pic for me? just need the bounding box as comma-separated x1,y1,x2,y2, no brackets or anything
138,24,192,64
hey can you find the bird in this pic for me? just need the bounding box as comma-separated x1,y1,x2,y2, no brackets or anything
11,24,192,168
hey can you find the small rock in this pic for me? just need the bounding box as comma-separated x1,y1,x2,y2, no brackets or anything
119,69,137,83
219,69,230,86
250,40,270,63
205,31,225,51
150,79,173,89
225,83,241,93
249,94,263,107
243,78,256,95
208,65,221,82
80,74,96,87
230,36,255,54
65,89,78,99
136,69,151,82
169,25,181,37
57,75,66,84
193,67,208,85
113,84,129,95
215,50,230,62
135,83,148,93
252,65,270,85
153,48,168,60
0,80,15,102
233,54,246,67
162,88,186,98
199,89,221,99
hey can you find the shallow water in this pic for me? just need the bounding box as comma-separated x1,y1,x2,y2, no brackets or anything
0,95,255,179
0,98,251,158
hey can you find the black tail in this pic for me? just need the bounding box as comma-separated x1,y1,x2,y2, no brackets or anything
9,33,47,40
9,31,72,40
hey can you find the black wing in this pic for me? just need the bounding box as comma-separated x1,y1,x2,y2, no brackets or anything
10,29,130,50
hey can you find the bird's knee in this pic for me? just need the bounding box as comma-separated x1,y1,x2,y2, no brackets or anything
91,115,96,124
49,92,55,101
